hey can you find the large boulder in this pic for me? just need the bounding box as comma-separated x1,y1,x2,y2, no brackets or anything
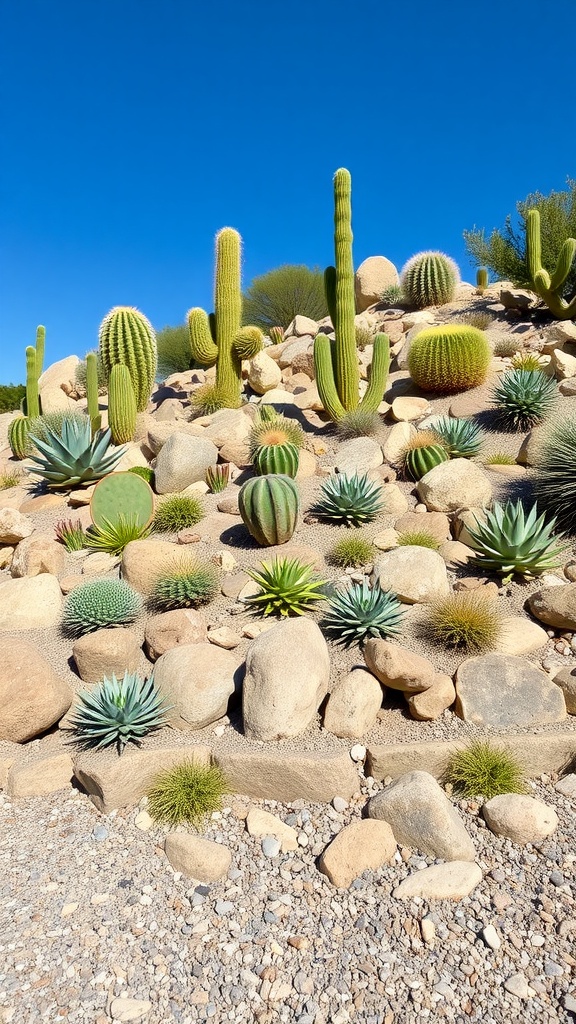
372,546,449,604
201,408,253,465
121,539,183,595
10,534,65,578
455,654,566,727
72,627,142,684
318,820,396,888
247,351,282,394
243,618,330,740
153,643,243,730
355,256,400,313
144,609,208,661
0,640,72,742
363,639,436,693
0,574,62,630
417,459,492,512
154,432,218,493
323,667,383,738
38,355,80,395
528,583,576,630
0,508,34,544
482,794,559,845
367,770,475,861
334,436,383,475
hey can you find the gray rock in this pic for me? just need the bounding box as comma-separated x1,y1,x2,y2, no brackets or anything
455,653,567,727
154,432,218,493
393,861,482,900
334,437,383,475
372,546,449,604
552,666,576,714
417,458,492,512
528,583,576,630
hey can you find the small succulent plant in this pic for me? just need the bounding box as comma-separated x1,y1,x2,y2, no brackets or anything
148,761,228,828
27,418,125,489
246,557,327,617
54,518,88,551
69,671,171,754
466,499,567,582
327,534,374,568
491,368,557,431
85,513,151,555
445,740,526,799
62,579,142,637
315,473,383,527
534,417,576,534
510,351,547,372
402,430,449,481
396,530,439,550
322,580,404,647
151,557,220,610
152,494,205,533
206,463,231,493
431,416,483,459
425,591,501,652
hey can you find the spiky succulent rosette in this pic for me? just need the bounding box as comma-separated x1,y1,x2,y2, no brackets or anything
322,580,404,647
315,473,383,526
431,416,484,458
466,499,567,583
69,671,171,754
62,579,142,637
27,418,125,489
491,368,557,431
246,557,327,617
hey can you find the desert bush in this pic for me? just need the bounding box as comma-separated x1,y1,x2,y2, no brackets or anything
152,494,205,533
425,592,501,652
242,264,328,332
327,535,374,568
534,417,576,534
148,761,228,828
445,740,526,799
156,324,192,378
0,384,25,413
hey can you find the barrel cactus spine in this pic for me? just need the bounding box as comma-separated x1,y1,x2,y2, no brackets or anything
99,306,157,412
253,442,299,478
526,208,576,320
313,169,390,421
187,228,264,410
238,474,299,546
108,364,137,444
401,251,460,309
408,324,491,393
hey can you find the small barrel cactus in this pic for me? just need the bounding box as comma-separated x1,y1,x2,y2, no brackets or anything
408,324,491,393
404,433,450,481
253,441,299,478
238,474,300,546
99,306,157,412
8,416,30,459
401,251,460,309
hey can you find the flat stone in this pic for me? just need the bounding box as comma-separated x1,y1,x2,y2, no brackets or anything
207,626,242,649
372,528,399,551
213,748,359,802
372,546,449,604
455,654,567,727
6,751,73,797
0,574,62,630
393,862,482,901
81,551,120,575
555,773,576,797
318,819,396,888
528,583,576,630
495,616,548,656
245,807,298,852
164,833,231,882
391,396,431,422
483,794,559,844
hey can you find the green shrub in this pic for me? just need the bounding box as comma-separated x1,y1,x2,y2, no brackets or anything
156,324,192,378
148,761,228,829
69,671,171,754
315,473,383,527
242,264,328,332
510,351,546,372
380,283,404,307
396,530,439,550
484,452,516,466
246,557,326,617
425,592,501,652
0,469,23,490
190,383,225,416
152,494,205,533
86,514,151,555
0,384,25,413
322,580,404,647
445,740,526,799
62,579,141,637
464,178,576,298
355,324,373,350
327,535,374,568
335,409,382,440
54,519,88,551
491,368,557,431
151,558,220,610
533,417,576,534
128,466,155,486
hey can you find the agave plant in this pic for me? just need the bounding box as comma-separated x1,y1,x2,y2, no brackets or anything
533,417,576,534
322,580,404,647
491,369,557,431
432,416,483,459
69,671,172,754
27,418,125,489
85,514,151,555
315,473,383,527
466,499,567,583
246,557,327,617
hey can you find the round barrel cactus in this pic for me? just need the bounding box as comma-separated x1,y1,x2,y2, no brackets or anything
253,442,299,478
238,474,300,546
405,443,449,481
401,251,460,309
99,306,157,412
8,416,30,459
408,324,491,393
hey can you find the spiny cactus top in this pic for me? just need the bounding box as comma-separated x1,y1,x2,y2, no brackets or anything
99,306,157,412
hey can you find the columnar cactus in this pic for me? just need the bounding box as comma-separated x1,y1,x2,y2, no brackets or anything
187,228,264,409
401,251,460,308
238,474,299,546
476,267,489,293
99,306,157,412
526,208,576,320
86,352,102,434
108,363,137,444
8,325,45,458
313,169,390,421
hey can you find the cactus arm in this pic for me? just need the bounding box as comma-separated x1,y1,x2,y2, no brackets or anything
526,209,543,284
333,168,359,411
86,352,102,434
233,326,264,360
526,208,576,318
313,334,346,421
25,346,40,419
359,333,390,412
550,238,576,292
35,325,45,378
108,363,137,444
187,307,218,366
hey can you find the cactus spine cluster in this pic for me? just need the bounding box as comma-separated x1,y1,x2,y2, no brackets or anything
526,209,576,320
401,251,460,309
238,474,299,546
187,228,264,410
108,363,137,444
313,169,390,422
99,306,157,412
8,325,45,458
408,324,491,393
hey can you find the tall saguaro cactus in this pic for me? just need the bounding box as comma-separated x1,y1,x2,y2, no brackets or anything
99,307,157,412
526,208,576,320
313,169,390,421
8,325,45,458
187,228,264,409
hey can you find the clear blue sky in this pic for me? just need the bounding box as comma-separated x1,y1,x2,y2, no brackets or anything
1,0,575,384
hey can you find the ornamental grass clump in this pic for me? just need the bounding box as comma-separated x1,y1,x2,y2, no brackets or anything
62,579,141,638
69,671,171,754
335,408,382,440
533,417,576,534
445,740,526,799
152,494,205,533
424,592,501,653
491,368,557,431
151,557,220,611
396,530,439,550
85,514,151,555
466,499,566,582
148,761,228,829
322,580,404,647
327,535,374,568
54,519,88,552
246,557,327,617
315,473,383,527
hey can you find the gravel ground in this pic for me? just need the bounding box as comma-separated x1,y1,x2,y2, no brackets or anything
1,772,575,1024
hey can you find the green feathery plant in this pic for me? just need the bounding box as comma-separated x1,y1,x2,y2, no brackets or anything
322,580,404,647
128,466,155,486
315,473,384,527
85,514,151,555
335,408,382,439
396,530,440,550
432,416,484,458
148,761,228,829
152,494,205,533
69,671,171,754
533,417,576,534
327,534,374,568
0,469,23,490
380,283,404,307
491,368,557,431
445,740,526,799
151,557,220,610
466,499,567,583
62,579,142,637
190,383,226,416
484,452,517,466
54,519,88,552
510,351,547,372
425,592,501,652
245,557,327,617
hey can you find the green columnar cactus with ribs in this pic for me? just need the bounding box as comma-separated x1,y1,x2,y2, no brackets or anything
313,169,390,421
108,363,137,444
98,306,157,412
187,228,264,410
526,208,576,320
86,352,102,434
8,324,45,458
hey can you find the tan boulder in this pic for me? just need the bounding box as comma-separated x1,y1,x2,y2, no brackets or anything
372,546,449,604
11,533,66,578
164,834,231,881
382,421,416,464
318,819,396,888
153,643,243,730
144,609,208,660
73,742,211,812
364,639,436,693
247,351,282,394
482,794,558,845
391,396,431,422
0,574,62,629
121,539,183,595
39,355,80,394
323,667,383,738
393,862,482,901
407,673,456,720
0,640,72,742
355,256,400,313
417,459,493,512
6,751,74,797
154,432,218,493
0,508,34,544
72,627,142,683
245,807,298,852
202,407,253,465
